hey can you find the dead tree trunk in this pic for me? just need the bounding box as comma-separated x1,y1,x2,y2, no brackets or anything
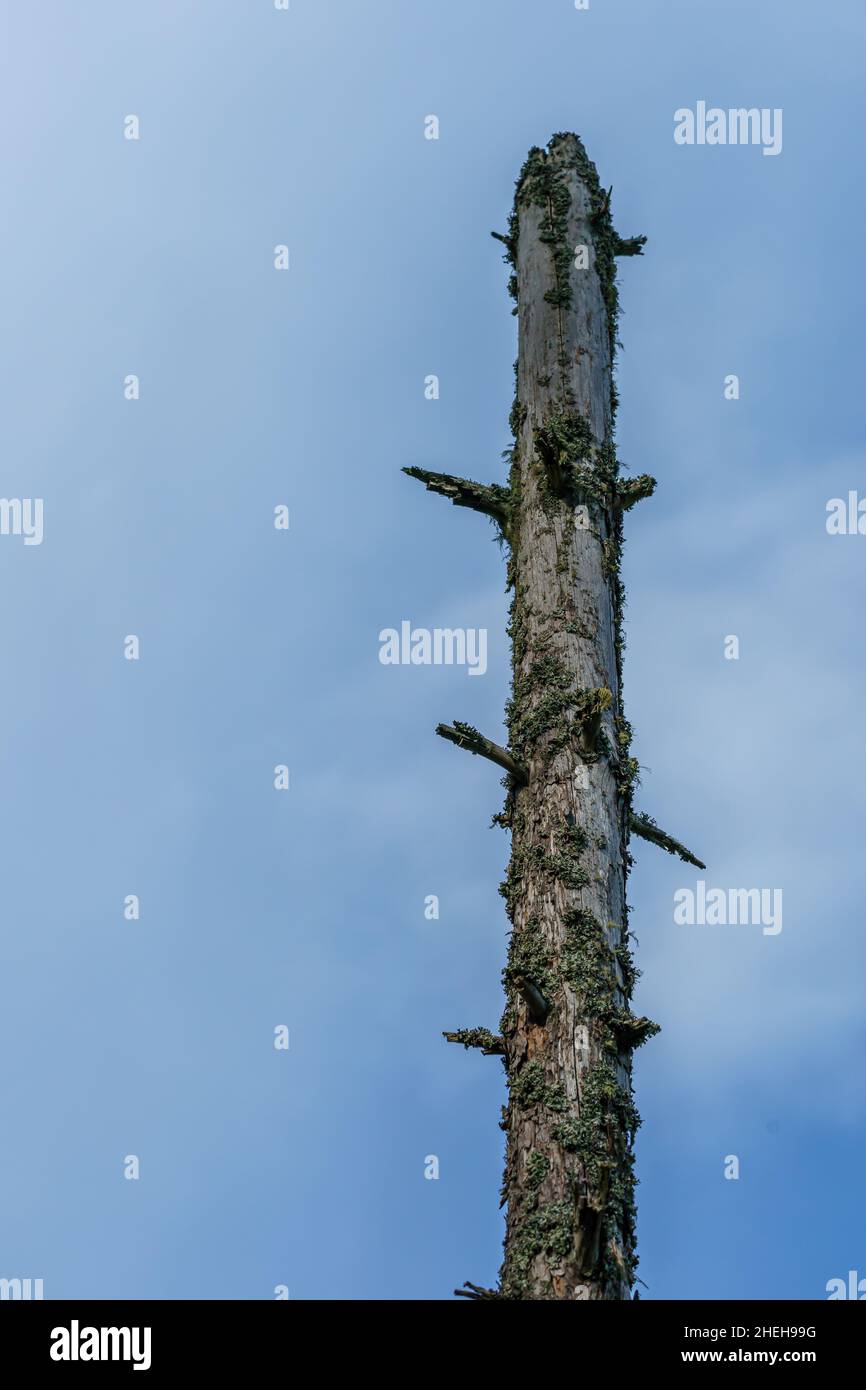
406,134,703,1301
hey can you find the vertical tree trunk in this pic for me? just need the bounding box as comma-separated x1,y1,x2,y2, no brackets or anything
407,133,702,1301
498,133,644,1302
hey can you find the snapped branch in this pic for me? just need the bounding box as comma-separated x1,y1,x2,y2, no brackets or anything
615,475,656,510
613,234,647,257
436,721,528,785
490,229,516,255
402,466,511,539
443,1028,505,1056
629,811,706,870
611,1012,661,1051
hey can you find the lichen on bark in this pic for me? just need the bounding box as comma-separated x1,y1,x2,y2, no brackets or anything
408,133,689,1302
496,134,653,1301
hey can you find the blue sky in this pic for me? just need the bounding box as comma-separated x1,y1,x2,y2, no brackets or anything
0,0,863,1299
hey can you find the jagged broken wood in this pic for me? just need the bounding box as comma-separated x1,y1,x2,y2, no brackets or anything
534,428,655,514
629,811,705,870
435,721,528,785
615,474,657,510
612,1013,661,1050
402,465,511,538
443,1028,506,1055
613,234,647,257
490,230,516,253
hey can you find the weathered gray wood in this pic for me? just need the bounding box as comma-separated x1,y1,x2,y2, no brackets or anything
402,466,512,537
496,133,637,1301
435,721,527,784
406,133,701,1301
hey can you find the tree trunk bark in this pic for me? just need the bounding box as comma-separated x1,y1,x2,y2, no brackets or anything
497,134,648,1301
407,134,702,1301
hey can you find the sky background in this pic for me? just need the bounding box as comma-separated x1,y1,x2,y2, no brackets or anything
0,0,864,1300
